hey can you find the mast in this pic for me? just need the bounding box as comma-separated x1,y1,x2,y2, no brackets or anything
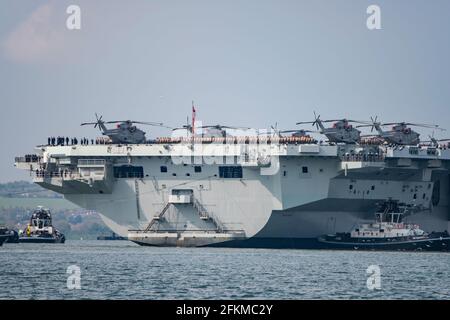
192,101,196,135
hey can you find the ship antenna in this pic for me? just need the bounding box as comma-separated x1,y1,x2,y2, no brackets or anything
192,101,196,136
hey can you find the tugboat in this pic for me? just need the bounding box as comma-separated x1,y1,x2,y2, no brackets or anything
318,200,450,251
19,207,65,244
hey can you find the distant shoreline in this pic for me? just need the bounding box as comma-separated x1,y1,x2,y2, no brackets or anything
0,196,79,210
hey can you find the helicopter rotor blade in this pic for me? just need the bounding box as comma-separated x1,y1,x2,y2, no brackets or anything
313,112,320,130
270,125,279,135
104,120,171,128
380,122,443,130
279,129,319,134
319,119,342,123
81,113,105,131
173,127,189,131
279,130,297,133
173,124,193,131
132,121,162,125
105,121,127,124
132,121,166,127
199,125,251,130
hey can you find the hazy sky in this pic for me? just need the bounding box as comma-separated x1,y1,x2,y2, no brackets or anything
1,0,449,182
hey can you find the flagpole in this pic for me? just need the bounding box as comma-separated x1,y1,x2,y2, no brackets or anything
192,101,196,135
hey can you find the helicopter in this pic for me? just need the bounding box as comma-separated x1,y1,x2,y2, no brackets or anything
198,124,252,138
278,129,317,138
296,112,368,144
172,105,250,138
81,114,168,144
420,132,450,148
173,122,251,138
172,117,195,137
258,123,318,138
356,116,443,145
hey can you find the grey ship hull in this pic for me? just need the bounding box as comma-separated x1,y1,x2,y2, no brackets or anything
128,199,450,248
15,142,450,249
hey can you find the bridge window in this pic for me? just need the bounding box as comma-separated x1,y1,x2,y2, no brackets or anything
302,166,308,173
113,166,144,179
160,166,167,173
194,166,202,173
219,166,243,178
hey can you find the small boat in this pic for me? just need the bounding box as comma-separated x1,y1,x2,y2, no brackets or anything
97,232,127,240
318,200,450,251
19,207,65,244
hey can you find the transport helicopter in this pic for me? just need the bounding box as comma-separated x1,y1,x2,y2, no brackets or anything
356,116,443,145
81,113,168,144
197,124,252,138
172,117,195,136
258,123,318,138
279,129,317,137
421,133,450,148
172,123,251,138
255,122,317,138
173,105,250,138
296,112,368,144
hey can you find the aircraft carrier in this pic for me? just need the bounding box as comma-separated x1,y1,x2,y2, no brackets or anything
14,112,450,248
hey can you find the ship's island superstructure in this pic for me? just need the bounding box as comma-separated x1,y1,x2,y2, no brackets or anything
14,114,450,248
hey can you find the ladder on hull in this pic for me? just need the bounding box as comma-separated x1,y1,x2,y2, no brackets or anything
142,197,226,233
192,197,224,232
144,202,171,231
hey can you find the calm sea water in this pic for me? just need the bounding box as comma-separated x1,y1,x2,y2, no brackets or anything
0,240,449,300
